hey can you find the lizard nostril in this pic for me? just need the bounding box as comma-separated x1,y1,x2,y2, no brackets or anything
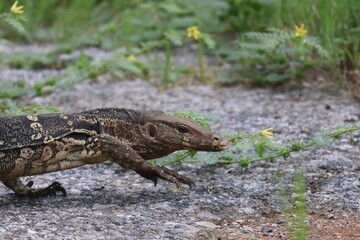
212,135,221,141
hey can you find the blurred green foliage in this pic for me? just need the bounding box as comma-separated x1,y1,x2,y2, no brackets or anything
0,0,358,52
0,0,359,86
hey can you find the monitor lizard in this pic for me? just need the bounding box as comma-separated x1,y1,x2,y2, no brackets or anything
0,108,228,197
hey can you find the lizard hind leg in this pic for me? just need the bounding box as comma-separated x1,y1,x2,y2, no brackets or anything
2,178,67,197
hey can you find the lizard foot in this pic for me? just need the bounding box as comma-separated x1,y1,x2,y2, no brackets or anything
2,179,67,197
140,164,195,189
23,181,67,197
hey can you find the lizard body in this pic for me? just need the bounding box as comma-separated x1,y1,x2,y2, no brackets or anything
0,108,227,197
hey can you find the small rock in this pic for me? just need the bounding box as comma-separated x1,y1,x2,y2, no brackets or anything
197,211,221,221
68,188,81,195
238,207,255,215
195,221,218,229
236,219,244,225
92,203,118,211
242,225,254,233
261,225,273,235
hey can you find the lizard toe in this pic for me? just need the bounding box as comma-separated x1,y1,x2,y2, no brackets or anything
160,166,195,189
48,181,67,197
26,180,34,188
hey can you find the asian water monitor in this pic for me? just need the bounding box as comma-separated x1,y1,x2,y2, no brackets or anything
0,108,227,197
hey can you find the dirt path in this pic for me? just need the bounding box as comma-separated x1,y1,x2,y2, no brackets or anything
0,47,359,239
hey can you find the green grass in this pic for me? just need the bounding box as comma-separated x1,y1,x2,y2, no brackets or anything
0,1,359,74
275,0,360,66
0,0,358,101
277,169,308,240
0,0,359,112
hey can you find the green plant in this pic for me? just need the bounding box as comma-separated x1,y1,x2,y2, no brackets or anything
0,1,27,34
277,168,308,240
186,26,216,81
218,26,329,85
163,31,179,84
0,51,62,69
0,1,226,47
292,169,308,240
160,27,215,83
0,99,58,116
222,0,276,33
277,0,360,68
117,26,216,85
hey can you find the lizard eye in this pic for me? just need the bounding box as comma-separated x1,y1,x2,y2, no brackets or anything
148,124,157,137
178,125,188,133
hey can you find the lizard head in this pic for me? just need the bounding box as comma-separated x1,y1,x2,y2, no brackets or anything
142,112,228,153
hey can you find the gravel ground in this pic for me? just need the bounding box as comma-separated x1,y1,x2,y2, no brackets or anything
0,46,359,239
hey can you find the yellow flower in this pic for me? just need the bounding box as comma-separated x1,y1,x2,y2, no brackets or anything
187,26,200,40
295,24,307,37
127,55,136,62
10,1,24,14
260,128,274,140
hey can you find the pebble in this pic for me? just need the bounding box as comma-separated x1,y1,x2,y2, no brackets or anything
239,207,255,215
194,221,218,229
261,225,273,234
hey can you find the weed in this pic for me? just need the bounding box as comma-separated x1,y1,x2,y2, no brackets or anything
218,26,329,85
277,169,308,240
152,111,360,168
0,99,58,116
0,1,26,34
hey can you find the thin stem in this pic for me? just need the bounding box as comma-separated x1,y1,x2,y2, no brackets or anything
237,125,360,165
160,152,195,166
197,39,205,81
163,39,171,84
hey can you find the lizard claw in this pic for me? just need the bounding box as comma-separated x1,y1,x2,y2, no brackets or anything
160,166,195,189
48,181,67,197
26,180,34,188
146,166,193,189
152,178,158,187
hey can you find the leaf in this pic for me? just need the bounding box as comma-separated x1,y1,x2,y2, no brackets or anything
280,148,291,160
302,37,330,59
196,152,219,164
265,73,290,82
201,33,216,49
159,2,186,15
239,157,251,168
16,104,59,115
172,110,219,131
313,133,331,146
164,30,182,46
116,59,142,74
254,141,269,157
0,13,26,34
291,142,302,151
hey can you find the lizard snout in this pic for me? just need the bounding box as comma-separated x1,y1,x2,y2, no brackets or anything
211,134,228,150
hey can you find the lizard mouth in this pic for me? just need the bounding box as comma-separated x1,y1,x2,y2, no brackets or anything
212,139,228,151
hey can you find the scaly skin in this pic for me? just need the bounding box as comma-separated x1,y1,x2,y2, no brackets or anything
0,108,227,197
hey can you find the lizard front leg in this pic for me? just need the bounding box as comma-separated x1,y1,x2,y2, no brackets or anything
2,178,66,197
90,134,195,188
